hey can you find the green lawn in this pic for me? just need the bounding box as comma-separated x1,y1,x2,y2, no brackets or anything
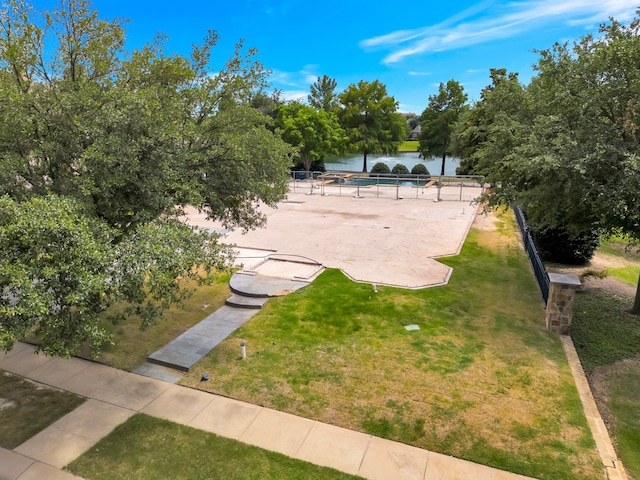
572,292,640,478
597,236,640,285
67,414,361,480
399,140,419,152
180,212,602,480
0,371,85,448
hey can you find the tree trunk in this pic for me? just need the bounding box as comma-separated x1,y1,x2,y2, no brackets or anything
363,152,368,173
440,149,446,176
631,273,640,315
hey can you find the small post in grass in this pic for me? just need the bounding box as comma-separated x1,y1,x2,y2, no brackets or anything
240,342,247,360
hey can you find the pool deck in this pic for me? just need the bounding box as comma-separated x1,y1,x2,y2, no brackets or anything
184,186,479,289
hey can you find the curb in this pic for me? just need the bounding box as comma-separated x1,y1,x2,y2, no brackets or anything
561,335,628,480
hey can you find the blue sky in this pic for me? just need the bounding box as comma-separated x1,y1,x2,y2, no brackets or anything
37,0,638,113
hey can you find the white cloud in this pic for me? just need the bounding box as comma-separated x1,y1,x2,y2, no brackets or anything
408,71,431,76
361,0,638,64
280,90,307,102
270,65,320,89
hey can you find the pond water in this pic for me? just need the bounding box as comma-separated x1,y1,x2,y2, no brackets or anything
324,152,460,176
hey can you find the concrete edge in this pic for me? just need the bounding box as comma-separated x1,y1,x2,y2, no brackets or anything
337,265,453,291
560,335,628,480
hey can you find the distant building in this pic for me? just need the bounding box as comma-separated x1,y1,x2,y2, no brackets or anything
409,125,421,140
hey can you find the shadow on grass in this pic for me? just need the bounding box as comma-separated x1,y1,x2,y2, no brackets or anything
0,371,85,448
67,414,362,480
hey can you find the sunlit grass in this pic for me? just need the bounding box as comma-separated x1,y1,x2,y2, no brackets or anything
180,212,602,480
399,140,419,152
597,236,640,285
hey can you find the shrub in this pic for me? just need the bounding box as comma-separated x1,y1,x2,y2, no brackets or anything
531,224,600,265
411,164,429,175
371,162,391,174
579,269,609,282
391,163,409,174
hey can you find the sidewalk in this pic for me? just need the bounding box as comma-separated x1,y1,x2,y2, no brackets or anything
1,342,533,480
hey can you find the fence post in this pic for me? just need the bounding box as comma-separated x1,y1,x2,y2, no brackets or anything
545,274,581,334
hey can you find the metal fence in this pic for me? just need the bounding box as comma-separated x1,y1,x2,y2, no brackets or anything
289,171,485,202
513,205,550,303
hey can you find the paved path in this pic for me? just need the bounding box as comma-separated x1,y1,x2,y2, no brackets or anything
140,274,311,374
1,342,534,480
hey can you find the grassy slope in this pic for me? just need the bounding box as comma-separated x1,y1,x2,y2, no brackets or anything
180,213,602,480
68,414,362,480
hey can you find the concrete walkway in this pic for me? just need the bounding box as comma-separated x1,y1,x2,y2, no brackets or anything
138,273,311,375
1,342,534,480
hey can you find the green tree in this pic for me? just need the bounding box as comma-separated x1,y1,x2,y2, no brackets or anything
418,80,468,176
0,0,294,356
455,69,529,177
275,101,345,174
478,14,640,311
337,80,405,172
308,74,338,112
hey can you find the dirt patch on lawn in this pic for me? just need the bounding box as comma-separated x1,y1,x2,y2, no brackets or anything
472,208,520,250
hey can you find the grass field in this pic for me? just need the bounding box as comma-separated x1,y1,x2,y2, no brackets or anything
179,212,603,480
399,140,419,152
0,371,85,448
68,414,362,480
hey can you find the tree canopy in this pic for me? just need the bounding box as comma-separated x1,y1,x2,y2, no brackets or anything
308,74,338,112
337,80,405,172
275,102,345,173
0,0,294,356
458,14,640,310
418,80,468,176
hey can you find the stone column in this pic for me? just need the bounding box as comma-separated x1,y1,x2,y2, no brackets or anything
545,273,581,335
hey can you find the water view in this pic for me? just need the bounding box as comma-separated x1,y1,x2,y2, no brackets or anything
324,152,460,176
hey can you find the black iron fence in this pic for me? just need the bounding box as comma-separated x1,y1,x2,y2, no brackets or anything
514,206,550,303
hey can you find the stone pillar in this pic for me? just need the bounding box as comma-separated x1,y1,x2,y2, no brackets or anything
545,273,581,335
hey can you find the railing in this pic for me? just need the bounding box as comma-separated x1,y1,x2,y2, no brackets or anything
289,171,485,202
514,206,550,303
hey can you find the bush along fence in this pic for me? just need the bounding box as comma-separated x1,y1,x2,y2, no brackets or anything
513,205,550,303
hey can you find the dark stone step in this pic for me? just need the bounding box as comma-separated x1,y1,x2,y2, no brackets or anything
230,273,309,298
225,294,268,309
